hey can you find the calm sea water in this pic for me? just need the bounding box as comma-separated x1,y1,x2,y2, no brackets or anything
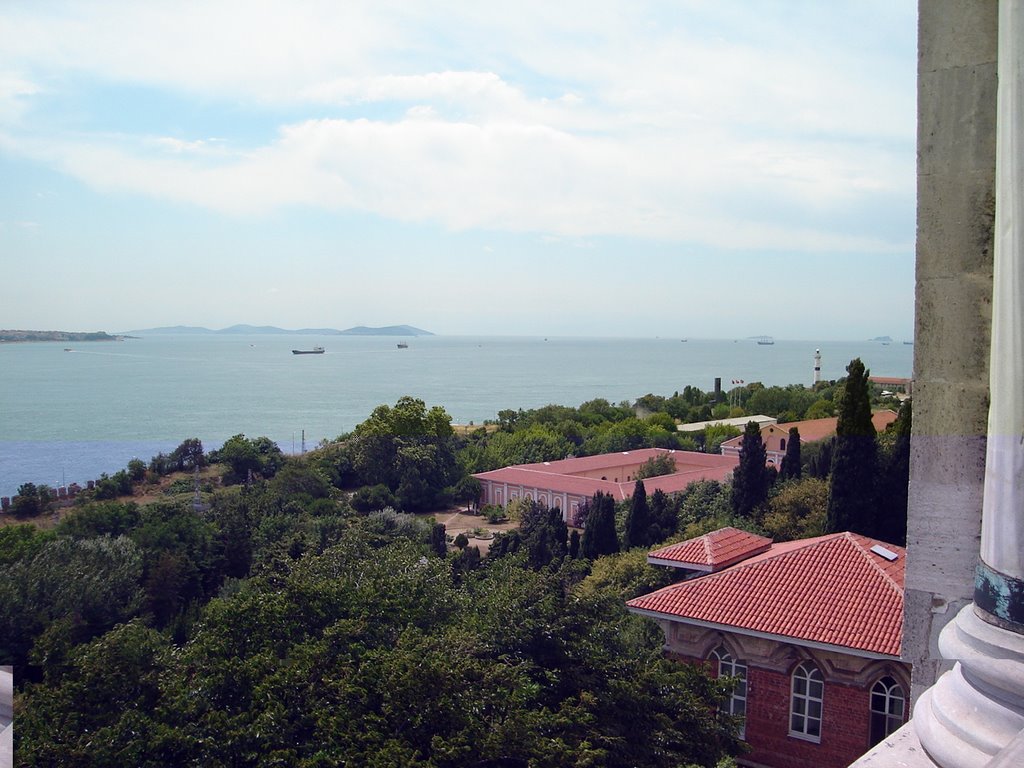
0,334,913,497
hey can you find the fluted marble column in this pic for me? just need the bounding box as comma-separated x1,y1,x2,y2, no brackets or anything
914,2,1024,765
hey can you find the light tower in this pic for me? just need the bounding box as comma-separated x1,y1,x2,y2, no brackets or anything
813,348,821,385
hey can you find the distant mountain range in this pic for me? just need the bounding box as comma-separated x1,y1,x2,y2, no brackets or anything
123,324,434,337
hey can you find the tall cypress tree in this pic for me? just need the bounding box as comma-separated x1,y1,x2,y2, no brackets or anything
625,480,651,548
826,358,879,536
876,399,911,545
779,427,802,481
648,488,677,542
732,421,768,518
581,491,619,559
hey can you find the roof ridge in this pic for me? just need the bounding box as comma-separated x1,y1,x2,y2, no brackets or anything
628,530,905,657
843,532,905,593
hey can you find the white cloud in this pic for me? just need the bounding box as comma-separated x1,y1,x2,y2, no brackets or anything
149,136,226,154
0,0,394,102
0,72,39,123
6,110,909,254
0,1,916,254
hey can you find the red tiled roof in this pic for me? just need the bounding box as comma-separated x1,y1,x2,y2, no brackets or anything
517,447,683,475
627,531,905,657
721,410,900,448
473,451,738,501
648,527,772,571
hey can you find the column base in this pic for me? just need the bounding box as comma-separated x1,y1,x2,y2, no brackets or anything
913,604,1024,767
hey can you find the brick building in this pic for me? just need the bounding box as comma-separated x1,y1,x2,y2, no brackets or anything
627,527,909,768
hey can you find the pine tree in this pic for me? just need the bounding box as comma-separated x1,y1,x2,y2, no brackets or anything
779,427,802,481
826,358,879,536
731,421,768,518
581,491,619,559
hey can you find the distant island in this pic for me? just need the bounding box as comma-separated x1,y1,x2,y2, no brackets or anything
0,330,127,343
124,324,434,337
337,325,433,337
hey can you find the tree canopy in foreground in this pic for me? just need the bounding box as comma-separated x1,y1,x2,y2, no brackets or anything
15,505,742,768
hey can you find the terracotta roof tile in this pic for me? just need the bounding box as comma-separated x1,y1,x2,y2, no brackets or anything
721,410,900,448
516,448,718,474
473,450,738,501
627,531,905,657
648,527,772,571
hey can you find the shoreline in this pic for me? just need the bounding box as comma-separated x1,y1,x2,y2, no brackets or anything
0,330,128,344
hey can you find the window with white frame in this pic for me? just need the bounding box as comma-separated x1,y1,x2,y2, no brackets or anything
711,647,747,738
790,662,823,741
869,676,905,746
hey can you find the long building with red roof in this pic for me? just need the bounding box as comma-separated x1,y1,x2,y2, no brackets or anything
472,448,738,523
627,528,910,768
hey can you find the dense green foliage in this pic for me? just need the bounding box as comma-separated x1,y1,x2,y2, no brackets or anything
13,477,742,767
635,453,678,480
12,482,48,517
321,396,461,512
761,477,828,541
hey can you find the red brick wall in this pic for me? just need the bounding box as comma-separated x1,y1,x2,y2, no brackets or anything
742,668,873,768
672,653,883,768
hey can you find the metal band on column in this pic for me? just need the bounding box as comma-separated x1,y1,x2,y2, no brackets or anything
976,561,1024,630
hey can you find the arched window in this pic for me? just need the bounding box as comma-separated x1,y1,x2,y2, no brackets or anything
711,647,747,738
780,438,786,450
870,676,905,745
790,662,824,742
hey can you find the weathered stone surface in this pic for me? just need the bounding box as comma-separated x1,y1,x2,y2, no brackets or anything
918,0,998,73
905,0,996,704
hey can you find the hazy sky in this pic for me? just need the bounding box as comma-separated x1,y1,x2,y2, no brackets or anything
1,1,916,339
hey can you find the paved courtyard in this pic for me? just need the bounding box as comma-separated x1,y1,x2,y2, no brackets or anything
435,509,518,555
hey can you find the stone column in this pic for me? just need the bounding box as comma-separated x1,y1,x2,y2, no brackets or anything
913,2,1024,765
977,0,1024,627
903,0,997,707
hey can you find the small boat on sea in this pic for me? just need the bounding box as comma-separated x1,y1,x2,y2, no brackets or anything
396,342,408,349
292,347,325,355
754,335,775,346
